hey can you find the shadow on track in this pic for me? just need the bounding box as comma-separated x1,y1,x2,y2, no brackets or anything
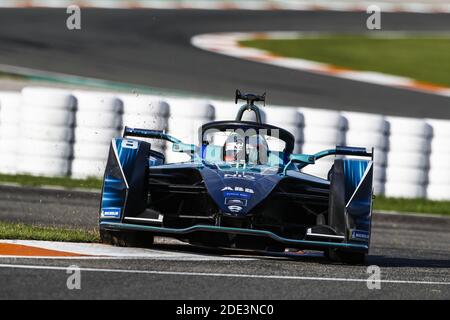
151,242,450,268
367,255,450,269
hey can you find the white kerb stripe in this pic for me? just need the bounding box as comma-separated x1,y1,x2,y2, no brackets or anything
0,264,449,286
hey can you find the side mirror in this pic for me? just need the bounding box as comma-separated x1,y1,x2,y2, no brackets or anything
172,142,196,154
289,154,315,164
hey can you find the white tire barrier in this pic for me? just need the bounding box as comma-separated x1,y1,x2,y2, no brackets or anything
302,127,344,145
387,152,430,169
387,116,432,137
122,114,168,131
384,117,431,199
427,119,450,199
75,110,121,128
388,135,431,153
71,159,107,179
0,124,19,139
74,127,120,144
427,119,450,137
121,94,170,154
345,131,387,150
430,137,450,153
167,99,214,160
426,185,450,201
73,91,123,113
299,107,345,129
373,180,385,196
373,165,386,182
120,94,169,117
301,160,333,180
22,87,76,110
71,93,122,179
14,87,76,177
264,106,303,141
0,91,18,174
427,119,450,201
73,143,110,161
342,112,388,133
299,108,345,155
0,154,17,174
21,106,75,127
0,91,21,125
301,143,342,155
384,182,426,199
429,154,450,170
211,101,240,121
2,86,450,202
168,99,214,149
372,150,387,167
264,106,303,126
20,140,73,158
17,156,70,177
343,111,389,195
22,124,74,142
428,169,450,185
385,167,427,185
168,118,208,144
168,98,214,119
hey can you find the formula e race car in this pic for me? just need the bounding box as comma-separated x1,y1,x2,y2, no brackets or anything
99,90,374,264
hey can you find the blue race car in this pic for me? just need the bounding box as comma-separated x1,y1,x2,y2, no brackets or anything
99,90,374,264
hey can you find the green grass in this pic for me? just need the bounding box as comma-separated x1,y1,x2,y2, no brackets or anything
240,35,450,87
0,221,99,242
0,173,102,190
373,196,450,216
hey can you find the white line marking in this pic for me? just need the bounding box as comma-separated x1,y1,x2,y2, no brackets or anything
0,240,254,261
0,264,448,286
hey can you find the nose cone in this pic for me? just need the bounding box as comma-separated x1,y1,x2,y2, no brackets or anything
200,167,282,215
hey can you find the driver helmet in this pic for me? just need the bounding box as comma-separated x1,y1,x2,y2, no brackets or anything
223,132,245,163
247,134,269,165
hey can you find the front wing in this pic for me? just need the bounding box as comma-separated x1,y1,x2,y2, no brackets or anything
100,221,369,252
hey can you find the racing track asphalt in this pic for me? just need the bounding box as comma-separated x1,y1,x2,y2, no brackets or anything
0,185,449,299
0,9,449,118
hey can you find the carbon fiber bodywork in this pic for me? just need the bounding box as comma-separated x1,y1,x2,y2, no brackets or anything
99,100,373,254
99,136,373,253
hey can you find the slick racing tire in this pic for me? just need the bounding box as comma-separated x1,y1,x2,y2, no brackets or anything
100,229,154,248
325,249,367,265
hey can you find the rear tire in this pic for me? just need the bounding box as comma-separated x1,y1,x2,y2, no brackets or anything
100,229,154,248
325,249,367,265
265,244,286,253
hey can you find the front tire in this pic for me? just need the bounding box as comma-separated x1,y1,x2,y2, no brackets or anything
100,229,154,248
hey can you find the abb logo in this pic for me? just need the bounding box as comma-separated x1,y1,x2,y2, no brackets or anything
221,186,254,194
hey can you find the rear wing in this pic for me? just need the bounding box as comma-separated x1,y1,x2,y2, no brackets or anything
315,146,373,160
123,126,181,144
287,146,374,171
123,126,196,156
